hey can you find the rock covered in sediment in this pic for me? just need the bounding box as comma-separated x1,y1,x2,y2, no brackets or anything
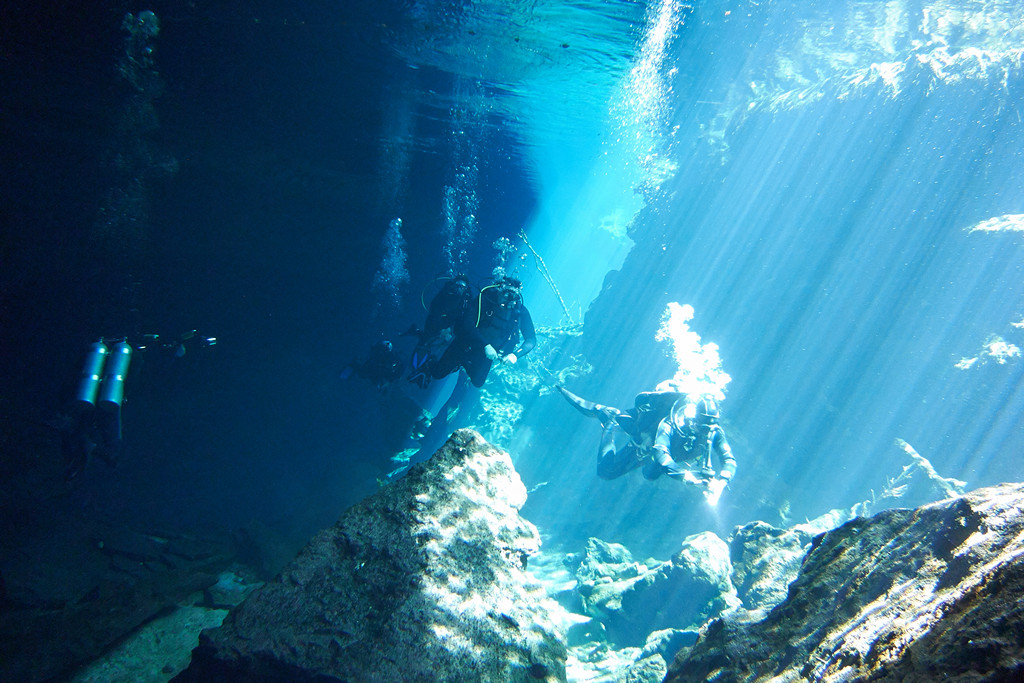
176,429,566,682
574,532,740,648
667,483,1024,682
729,520,813,617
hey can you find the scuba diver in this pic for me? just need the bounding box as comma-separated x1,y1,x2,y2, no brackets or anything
407,274,474,388
57,330,217,480
558,381,736,505
59,339,132,480
430,276,536,388
342,339,404,390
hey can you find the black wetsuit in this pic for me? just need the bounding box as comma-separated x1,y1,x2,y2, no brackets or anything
592,390,685,480
432,285,536,387
354,341,403,388
653,418,736,481
422,278,472,342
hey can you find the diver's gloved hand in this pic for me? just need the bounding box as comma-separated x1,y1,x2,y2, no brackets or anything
484,344,499,361
504,353,518,364
678,469,706,486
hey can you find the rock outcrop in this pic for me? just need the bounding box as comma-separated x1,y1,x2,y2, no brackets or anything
0,519,229,683
666,483,1024,682
728,520,814,617
573,532,740,647
176,429,566,682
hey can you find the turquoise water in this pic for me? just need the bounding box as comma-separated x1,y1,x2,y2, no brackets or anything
382,0,1024,554
2,0,1022,563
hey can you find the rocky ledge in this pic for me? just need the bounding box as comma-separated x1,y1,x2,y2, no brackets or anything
666,482,1024,682
175,429,566,682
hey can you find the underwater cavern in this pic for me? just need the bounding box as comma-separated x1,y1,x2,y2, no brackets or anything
2,1,1024,681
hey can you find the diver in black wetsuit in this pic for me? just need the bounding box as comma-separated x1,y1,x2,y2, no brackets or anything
559,381,736,503
407,274,474,388
431,276,536,388
344,339,404,390
58,331,217,480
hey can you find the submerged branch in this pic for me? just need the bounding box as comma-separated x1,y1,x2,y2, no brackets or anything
518,230,577,326
894,438,967,500
847,439,968,520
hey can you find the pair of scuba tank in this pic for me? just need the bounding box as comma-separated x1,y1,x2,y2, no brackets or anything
76,340,132,410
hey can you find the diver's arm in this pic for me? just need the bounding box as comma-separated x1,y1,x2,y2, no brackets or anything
653,418,672,458
713,429,736,481
514,305,536,357
652,419,682,476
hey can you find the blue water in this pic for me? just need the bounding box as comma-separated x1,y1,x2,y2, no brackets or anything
2,0,1023,565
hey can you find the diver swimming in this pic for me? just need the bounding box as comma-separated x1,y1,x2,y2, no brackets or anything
56,331,217,480
430,275,536,388
407,274,475,389
559,381,736,505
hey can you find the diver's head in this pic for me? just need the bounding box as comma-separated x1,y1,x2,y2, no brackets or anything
694,396,720,427
497,276,522,293
670,400,694,437
447,274,471,298
671,396,719,437
492,276,522,308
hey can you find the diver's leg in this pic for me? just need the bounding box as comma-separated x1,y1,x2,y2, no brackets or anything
557,386,622,426
430,340,463,379
595,424,641,480
462,350,492,388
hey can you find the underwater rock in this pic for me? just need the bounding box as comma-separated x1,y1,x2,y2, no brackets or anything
0,519,230,683
615,532,740,645
639,627,699,662
728,520,813,617
574,537,659,584
621,651,670,683
576,531,740,648
203,570,261,609
176,429,566,682
666,483,1024,682
571,538,664,632
624,628,701,683
231,517,302,580
564,625,700,682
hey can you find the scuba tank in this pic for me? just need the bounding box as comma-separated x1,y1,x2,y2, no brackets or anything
76,341,109,406
97,341,133,411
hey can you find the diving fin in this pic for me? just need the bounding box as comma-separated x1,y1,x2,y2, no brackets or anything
408,348,433,388
557,386,622,426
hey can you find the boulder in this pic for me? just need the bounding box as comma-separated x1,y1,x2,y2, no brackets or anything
573,538,664,629
729,520,812,616
667,483,1024,682
574,537,648,585
576,531,740,647
176,429,566,682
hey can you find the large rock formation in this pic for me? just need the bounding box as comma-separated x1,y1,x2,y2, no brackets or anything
666,482,1024,682
176,429,566,682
